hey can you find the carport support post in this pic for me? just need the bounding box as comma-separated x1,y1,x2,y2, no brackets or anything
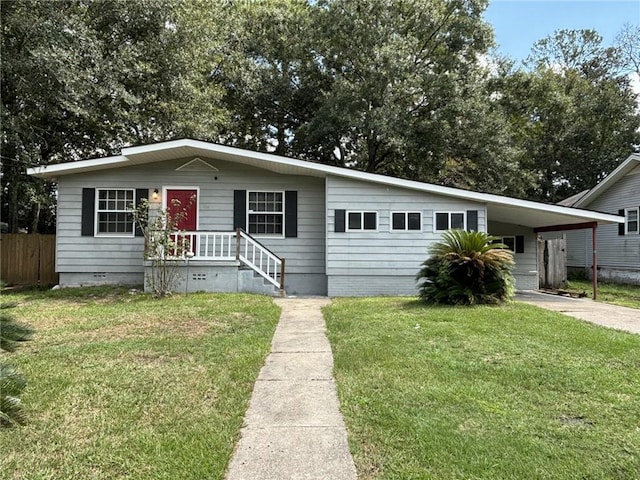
592,224,597,301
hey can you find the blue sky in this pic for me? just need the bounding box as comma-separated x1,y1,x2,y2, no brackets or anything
484,0,640,63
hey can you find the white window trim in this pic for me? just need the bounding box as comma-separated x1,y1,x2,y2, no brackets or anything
625,207,639,234
162,186,201,231
433,211,466,232
246,190,285,238
390,211,422,232
95,188,135,237
346,211,378,232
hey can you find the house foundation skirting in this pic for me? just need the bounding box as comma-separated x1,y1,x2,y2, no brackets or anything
143,262,278,295
512,271,539,291
328,275,419,297
59,272,143,288
570,265,640,286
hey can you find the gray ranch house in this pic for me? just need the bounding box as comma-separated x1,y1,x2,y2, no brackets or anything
557,153,640,285
28,139,622,296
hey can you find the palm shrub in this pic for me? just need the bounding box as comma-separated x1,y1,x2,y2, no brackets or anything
416,230,515,305
1,304,34,427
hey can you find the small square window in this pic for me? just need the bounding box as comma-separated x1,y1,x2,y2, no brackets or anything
435,213,449,231
451,213,465,230
434,212,466,232
501,236,516,251
346,211,377,231
392,213,405,230
363,212,377,230
391,212,421,231
407,213,421,230
348,212,362,230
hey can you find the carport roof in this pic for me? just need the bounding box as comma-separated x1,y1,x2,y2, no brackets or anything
28,138,623,230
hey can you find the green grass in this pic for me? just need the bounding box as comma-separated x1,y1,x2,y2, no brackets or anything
0,287,280,480
564,279,640,309
324,297,640,480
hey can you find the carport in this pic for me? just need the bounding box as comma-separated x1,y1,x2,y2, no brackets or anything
484,201,622,300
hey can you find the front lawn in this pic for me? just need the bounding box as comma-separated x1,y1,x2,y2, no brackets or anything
0,287,279,480
324,298,640,480
565,279,640,309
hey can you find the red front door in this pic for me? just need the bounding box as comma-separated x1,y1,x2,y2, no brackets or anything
166,189,198,254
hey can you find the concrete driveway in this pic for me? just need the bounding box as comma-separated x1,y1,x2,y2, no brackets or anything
516,291,640,334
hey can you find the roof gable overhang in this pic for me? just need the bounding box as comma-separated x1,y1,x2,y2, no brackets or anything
572,153,640,208
27,138,623,230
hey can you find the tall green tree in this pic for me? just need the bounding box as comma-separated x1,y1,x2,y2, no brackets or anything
493,29,640,202
1,0,226,233
303,0,495,177
209,0,325,156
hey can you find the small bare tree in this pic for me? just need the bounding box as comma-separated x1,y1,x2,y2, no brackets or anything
131,196,194,297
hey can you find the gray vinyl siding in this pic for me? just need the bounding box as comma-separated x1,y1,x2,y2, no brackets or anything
565,169,640,270
328,276,420,297
56,185,144,273
325,175,487,295
56,157,325,279
564,230,589,267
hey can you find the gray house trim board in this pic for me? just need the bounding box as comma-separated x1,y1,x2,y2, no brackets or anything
28,139,624,296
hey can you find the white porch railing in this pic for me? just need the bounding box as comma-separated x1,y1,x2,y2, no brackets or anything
236,229,284,289
165,230,284,290
168,231,236,260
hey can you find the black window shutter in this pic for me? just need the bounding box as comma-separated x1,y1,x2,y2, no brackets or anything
467,210,478,231
285,191,297,238
618,209,625,235
134,189,148,237
335,209,346,232
81,188,95,236
515,235,525,254
234,190,247,230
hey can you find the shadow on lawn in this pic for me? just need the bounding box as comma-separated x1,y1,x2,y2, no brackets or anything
2,285,147,304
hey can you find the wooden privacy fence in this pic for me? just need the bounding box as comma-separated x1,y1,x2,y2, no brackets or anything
1,234,58,286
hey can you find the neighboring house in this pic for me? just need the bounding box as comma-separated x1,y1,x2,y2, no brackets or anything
556,153,640,285
28,139,622,296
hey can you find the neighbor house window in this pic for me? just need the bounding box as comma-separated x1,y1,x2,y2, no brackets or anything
626,207,639,234
391,212,421,231
247,191,284,235
347,211,377,231
96,189,134,235
434,212,465,232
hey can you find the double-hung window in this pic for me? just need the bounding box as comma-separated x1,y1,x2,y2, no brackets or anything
247,191,284,235
391,212,421,231
625,207,639,234
347,211,377,231
96,189,134,235
434,212,465,232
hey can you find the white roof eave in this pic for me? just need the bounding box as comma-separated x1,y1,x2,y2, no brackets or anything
27,139,624,229
27,155,128,179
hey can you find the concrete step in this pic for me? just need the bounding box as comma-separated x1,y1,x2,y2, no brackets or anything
238,269,281,296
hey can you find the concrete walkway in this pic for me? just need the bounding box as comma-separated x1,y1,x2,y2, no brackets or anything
225,298,357,480
517,291,640,334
